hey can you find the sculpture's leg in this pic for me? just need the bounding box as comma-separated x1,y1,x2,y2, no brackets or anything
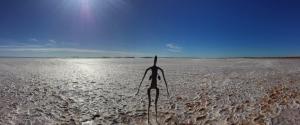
155,87,159,122
147,88,151,124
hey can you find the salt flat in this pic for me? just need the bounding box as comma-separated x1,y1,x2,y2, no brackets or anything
0,58,300,125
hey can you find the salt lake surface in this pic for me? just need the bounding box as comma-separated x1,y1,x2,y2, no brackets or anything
0,58,300,125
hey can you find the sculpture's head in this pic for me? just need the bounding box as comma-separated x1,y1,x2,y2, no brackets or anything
154,55,157,66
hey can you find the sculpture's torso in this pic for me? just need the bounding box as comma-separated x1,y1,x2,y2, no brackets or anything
150,66,159,88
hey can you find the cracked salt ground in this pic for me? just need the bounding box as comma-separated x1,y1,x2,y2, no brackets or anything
0,58,300,124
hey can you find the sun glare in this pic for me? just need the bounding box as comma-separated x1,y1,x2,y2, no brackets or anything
61,0,128,24
79,0,92,20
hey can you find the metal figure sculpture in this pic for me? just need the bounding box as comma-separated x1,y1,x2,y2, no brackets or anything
136,56,169,123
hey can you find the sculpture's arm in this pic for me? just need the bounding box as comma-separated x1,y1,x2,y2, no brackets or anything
159,67,169,97
136,68,150,95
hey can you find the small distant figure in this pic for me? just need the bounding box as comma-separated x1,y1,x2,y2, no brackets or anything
136,55,170,124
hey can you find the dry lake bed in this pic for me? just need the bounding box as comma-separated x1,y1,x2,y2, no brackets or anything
0,58,300,125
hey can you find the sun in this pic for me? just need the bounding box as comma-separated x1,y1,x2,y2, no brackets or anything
62,0,127,23
62,0,95,22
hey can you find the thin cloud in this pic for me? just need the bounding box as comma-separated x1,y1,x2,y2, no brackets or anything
0,45,44,48
48,40,57,44
45,39,57,46
29,38,38,42
166,43,182,53
0,47,147,57
0,38,148,57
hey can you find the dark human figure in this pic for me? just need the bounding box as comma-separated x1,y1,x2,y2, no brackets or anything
136,56,169,124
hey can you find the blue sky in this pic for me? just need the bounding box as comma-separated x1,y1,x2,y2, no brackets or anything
0,0,300,57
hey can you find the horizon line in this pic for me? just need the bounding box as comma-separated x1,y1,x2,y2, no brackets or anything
1,56,300,59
